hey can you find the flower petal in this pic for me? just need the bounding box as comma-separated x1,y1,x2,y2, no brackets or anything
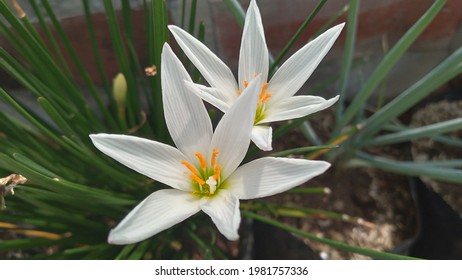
238,0,269,88
262,95,339,123
267,23,344,103
168,25,238,97
162,44,213,157
185,81,232,112
210,76,261,179
108,189,200,244
90,134,191,191
251,125,273,151
200,190,241,241
227,157,331,200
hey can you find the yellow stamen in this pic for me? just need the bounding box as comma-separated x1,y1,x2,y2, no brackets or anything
211,149,219,167
181,160,198,175
190,174,205,185
236,90,242,95
195,152,207,169
213,165,221,180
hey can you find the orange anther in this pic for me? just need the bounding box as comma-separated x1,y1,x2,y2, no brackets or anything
190,174,205,185
236,90,242,95
195,152,207,169
211,149,219,167
260,93,271,103
181,160,198,175
259,82,269,99
213,165,221,180
243,80,249,88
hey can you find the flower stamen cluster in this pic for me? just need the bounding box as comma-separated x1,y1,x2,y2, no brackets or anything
181,149,221,197
236,80,271,124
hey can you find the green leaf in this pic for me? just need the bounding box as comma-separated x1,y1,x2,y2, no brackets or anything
270,145,337,157
269,0,327,76
148,0,169,140
359,46,462,139
335,0,360,122
334,0,447,133
223,0,246,28
366,118,462,146
354,152,462,184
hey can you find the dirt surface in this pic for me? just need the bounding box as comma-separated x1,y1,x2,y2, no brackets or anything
256,124,418,259
410,97,462,215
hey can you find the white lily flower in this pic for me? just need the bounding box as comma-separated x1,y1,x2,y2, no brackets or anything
169,0,344,151
90,44,331,244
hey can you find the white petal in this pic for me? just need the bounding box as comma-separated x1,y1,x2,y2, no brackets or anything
185,82,232,113
262,95,339,123
108,189,200,244
168,25,238,97
238,0,269,88
251,125,273,151
162,44,213,157
200,190,241,241
227,157,331,200
268,23,344,103
90,134,191,192
210,76,261,179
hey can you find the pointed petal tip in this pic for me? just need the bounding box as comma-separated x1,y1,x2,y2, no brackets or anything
331,22,346,34
89,133,110,144
168,24,180,31
107,230,132,245
317,160,332,174
225,233,240,241
161,42,174,56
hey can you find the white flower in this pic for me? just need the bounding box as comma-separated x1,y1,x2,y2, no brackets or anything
169,0,344,151
90,44,331,244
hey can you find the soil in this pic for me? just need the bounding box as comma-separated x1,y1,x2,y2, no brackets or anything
251,120,418,259
410,97,462,215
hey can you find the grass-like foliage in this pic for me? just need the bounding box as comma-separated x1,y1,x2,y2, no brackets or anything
0,0,460,259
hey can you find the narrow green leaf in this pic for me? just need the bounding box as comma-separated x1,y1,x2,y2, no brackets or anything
269,0,327,76
334,0,447,133
288,187,330,194
223,0,246,28
0,237,76,252
188,0,198,34
29,0,73,78
148,0,169,140
366,118,462,146
82,0,113,107
359,46,462,139
270,145,337,157
37,97,80,140
335,0,360,122
354,152,462,184
103,0,139,129
115,244,137,260
300,121,323,146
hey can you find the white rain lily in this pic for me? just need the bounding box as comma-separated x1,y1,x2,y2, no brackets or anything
90,44,331,244
169,0,344,151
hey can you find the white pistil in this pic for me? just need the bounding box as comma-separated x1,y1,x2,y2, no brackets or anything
206,176,217,194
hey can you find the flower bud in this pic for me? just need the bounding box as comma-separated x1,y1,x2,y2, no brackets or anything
113,73,127,114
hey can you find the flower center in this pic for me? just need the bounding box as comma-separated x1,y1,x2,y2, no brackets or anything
181,149,221,197
236,80,271,124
